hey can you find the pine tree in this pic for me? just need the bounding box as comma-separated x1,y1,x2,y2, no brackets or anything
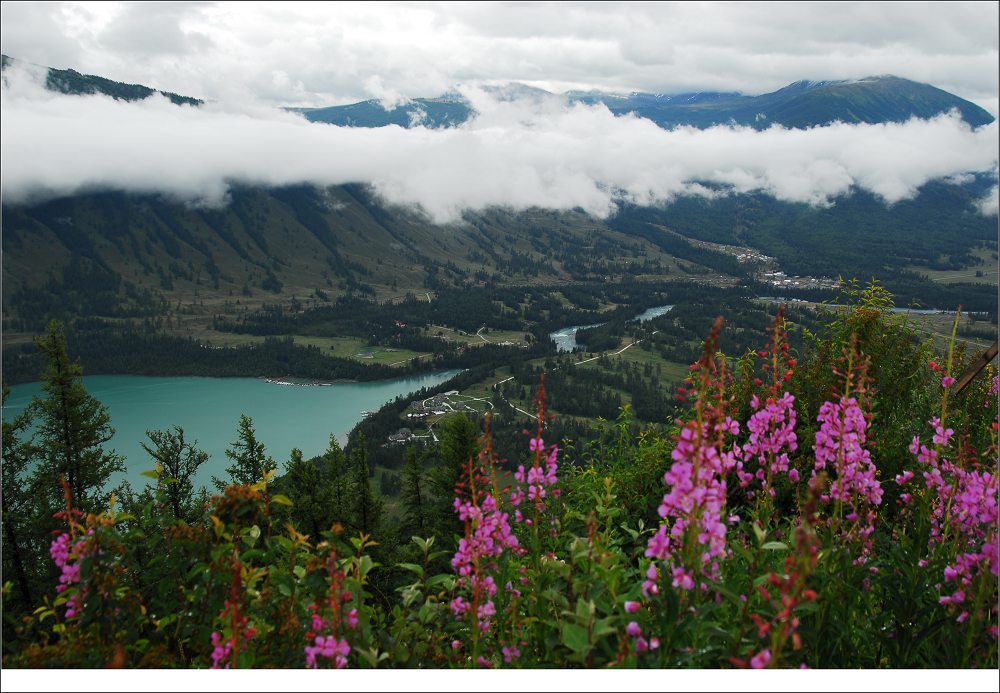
2,383,39,614
30,320,125,514
140,426,208,522
282,447,336,538
400,445,428,538
348,432,382,536
213,414,275,490
427,414,479,545
321,434,349,522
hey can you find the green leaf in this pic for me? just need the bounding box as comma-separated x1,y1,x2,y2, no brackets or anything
271,494,293,507
793,601,820,614
156,614,178,629
592,617,617,639
713,584,745,607
575,597,595,622
752,523,767,545
187,562,209,580
761,541,789,551
398,563,424,577
425,574,453,589
140,469,160,479
292,565,306,580
561,622,590,653
731,542,755,564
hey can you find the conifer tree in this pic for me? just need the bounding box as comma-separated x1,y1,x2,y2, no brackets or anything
30,320,125,514
141,425,208,522
214,414,275,490
322,434,349,522
348,432,382,536
400,445,428,538
2,383,38,614
427,414,479,545
282,447,336,537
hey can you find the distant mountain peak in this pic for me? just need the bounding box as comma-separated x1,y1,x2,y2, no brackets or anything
1,54,202,106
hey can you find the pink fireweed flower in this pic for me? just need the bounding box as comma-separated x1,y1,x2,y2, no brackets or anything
626,621,642,637
451,422,521,641
645,317,739,594
49,532,88,619
812,395,882,562
211,631,233,669
941,375,955,389
641,561,660,597
511,443,560,518
646,417,739,590
910,413,999,625
624,600,641,613
738,391,799,498
305,635,351,669
750,649,772,669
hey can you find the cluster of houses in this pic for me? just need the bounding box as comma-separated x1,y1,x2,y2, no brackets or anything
760,271,840,290
385,391,482,445
406,393,453,419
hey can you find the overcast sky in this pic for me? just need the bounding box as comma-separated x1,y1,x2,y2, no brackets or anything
2,1,998,113
1,1,997,219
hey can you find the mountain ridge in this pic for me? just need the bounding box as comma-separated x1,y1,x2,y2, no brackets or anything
298,75,996,130
3,54,991,130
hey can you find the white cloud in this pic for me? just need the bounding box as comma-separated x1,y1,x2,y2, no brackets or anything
1,65,997,224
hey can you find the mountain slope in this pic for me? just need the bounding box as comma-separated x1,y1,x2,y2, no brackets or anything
0,54,202,106
299,76,995,130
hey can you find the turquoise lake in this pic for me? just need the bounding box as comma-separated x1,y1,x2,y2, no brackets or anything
2,371,461,493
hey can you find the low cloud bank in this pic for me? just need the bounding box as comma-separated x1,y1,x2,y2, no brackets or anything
2,67,997,222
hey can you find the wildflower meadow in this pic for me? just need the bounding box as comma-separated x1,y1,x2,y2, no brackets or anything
3,284,997,674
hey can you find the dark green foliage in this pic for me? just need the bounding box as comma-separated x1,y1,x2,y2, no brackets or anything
140,426,209,522
425,414,481,553
1,292,996,670
1,383,41,634
29,321,125,514
399,447,430,538
347,432,383,537
1,328,405,386
213,415,276,490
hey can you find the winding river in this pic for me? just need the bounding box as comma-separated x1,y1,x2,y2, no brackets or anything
549,304,674,353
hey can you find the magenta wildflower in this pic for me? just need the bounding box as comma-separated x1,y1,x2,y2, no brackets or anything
908,407,998,629
812,395,883,562
750,649,772,669
645,317,739,593
450,415,520,644
49,531,89,619
737,391,799,499
305,635,351,669
210,631,233,668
